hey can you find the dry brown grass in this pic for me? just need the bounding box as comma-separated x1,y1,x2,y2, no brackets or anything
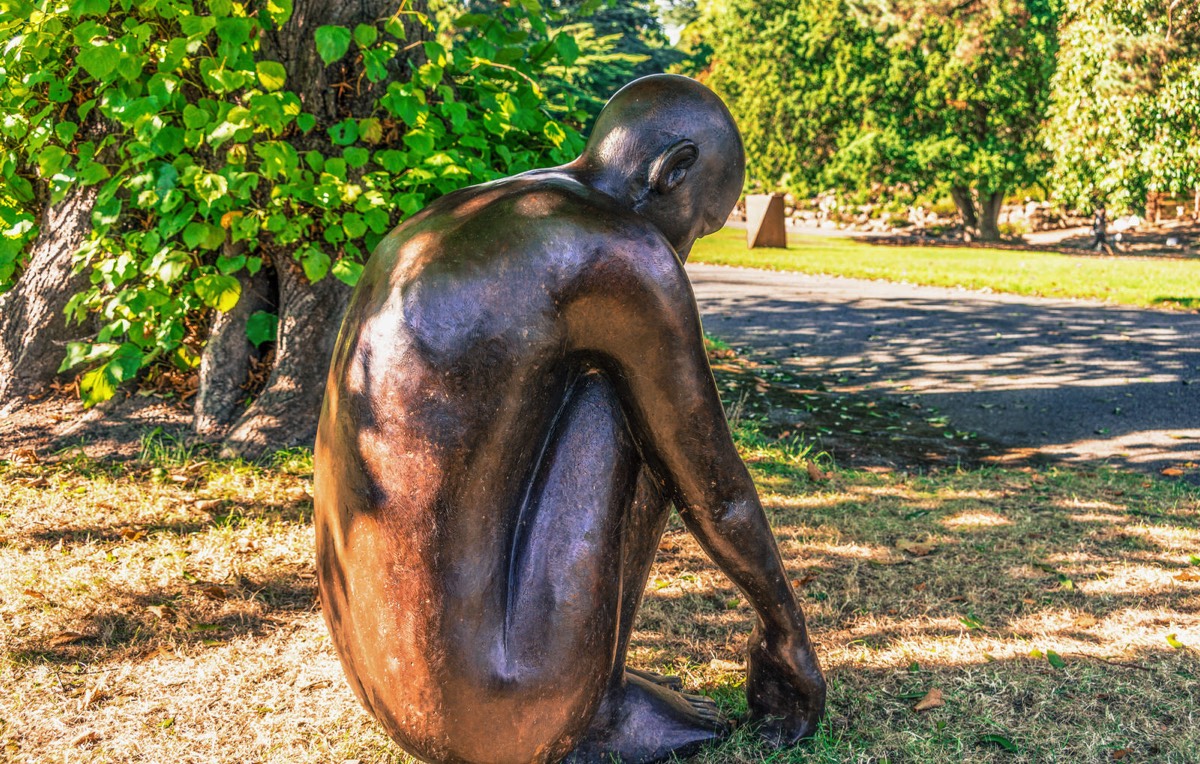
2,433,1199,763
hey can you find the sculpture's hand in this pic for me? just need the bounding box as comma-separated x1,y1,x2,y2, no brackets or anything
746,621,826,746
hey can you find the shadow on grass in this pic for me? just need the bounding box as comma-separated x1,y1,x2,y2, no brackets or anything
6,570,318,666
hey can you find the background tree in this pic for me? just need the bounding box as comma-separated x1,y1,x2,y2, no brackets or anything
701,0,884,197
1044,0,1200,217
0,0,585,457
697,0,1058,240
855,0,1059,241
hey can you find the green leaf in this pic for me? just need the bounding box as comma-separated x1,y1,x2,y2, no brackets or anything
1189,554,1200,566
216,254,246,275
37,146,70,178
328,119,359,146
296,113,317,133
183,104,211,130
1045,650,1066,669
543,121,566,148
978,734,1018,752
383,15,407,40
553,32,580,66
1167,633,1185,649
341,212,367,238
69,0,110,18
58,341,117,373
77,43,120,80
314,25,352,66
403,130,434,155
375,150,407,173
183,222,224,250
301,248,331,282
194,173,229,204
453,13,489,28
353,23,378,48
340,147,368,169
364,207,390,233
194,274,241,311
358,117,383,144
78,344,143,407
332,258,363,286
245,311,278,347
256,61,287,91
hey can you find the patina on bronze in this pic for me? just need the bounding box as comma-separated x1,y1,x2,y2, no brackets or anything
314,74,826,764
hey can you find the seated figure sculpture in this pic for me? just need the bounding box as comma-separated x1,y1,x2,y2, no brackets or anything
314,74,826,764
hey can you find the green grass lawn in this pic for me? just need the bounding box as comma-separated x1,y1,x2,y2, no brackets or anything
689,228,1200,310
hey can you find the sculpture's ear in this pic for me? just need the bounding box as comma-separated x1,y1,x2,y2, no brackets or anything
649,140,699,195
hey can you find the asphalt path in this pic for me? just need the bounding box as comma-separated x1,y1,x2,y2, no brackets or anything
686,263,1200,473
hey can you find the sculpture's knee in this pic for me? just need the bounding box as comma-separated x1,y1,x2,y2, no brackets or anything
439,668,604,764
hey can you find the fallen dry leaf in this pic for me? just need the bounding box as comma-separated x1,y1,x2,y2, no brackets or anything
81,686,108,709
71,730,101,747
199,585,227,600
805,461,830,482
1112,749,1130,761
896,539,936,556
708,658,744,672
791,574,818,588
1174,569,1200,582
11,446,40,465
1073,613,1098,628
913,687,944,712
23,588,47,600
120,528,147,542
47,631,87,647
146,605,173,620
1161,467,1185,477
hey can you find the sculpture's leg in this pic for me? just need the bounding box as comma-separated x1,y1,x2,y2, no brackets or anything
552,379,728,764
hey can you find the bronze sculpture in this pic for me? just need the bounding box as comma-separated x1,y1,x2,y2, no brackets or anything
313,74,825,764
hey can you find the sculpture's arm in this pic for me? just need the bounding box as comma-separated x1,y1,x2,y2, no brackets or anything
567,240,805,638
566,238,825,740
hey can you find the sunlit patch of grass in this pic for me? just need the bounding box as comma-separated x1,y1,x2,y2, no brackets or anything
3,424,1200,761
691,227,1200,310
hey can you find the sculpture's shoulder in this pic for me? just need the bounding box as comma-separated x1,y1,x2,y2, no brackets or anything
422,170,670,250
365,171,679,291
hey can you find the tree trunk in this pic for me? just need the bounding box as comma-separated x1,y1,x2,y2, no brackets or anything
977,190,1005,242
210,0,427,457
220,257,351,459
194,264,274,438
0,184,98,413
950,186,978,240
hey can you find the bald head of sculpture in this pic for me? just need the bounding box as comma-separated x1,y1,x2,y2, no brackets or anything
573,74,746,259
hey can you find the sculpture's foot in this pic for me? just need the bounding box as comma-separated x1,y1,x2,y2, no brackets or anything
564,673,730,764
626,667,683,691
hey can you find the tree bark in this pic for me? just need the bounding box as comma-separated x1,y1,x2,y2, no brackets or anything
0,184,98,413
220,257,351,459
950,186,979,240
977,190,1005,242
194,264,274,437
210,0,427,457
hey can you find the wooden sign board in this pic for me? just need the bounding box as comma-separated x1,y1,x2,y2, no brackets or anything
745,193,787,248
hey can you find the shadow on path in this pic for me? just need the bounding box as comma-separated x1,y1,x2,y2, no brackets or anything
687,263,1200,473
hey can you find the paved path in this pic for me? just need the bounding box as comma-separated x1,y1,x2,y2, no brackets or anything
686,263,1200,472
